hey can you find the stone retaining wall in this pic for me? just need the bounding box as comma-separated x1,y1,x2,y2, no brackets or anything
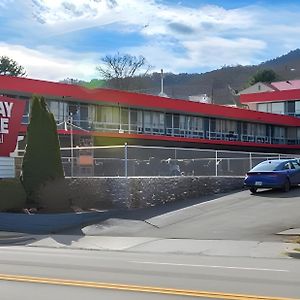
65,177,244,209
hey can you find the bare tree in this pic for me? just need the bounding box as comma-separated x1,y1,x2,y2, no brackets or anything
96,53,152,90
0,56,26,77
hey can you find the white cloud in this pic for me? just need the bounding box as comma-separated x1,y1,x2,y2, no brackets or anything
32,0,257,37
28,0,266,74
124,37,266,74
182,37,266,68
0,43,99,81
2,0,300,80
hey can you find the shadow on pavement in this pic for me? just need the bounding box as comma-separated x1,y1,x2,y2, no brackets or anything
0,190,243,243
60,191,241,235
250,186,300,198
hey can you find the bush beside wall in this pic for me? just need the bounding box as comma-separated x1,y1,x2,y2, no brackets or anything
0,179,26,212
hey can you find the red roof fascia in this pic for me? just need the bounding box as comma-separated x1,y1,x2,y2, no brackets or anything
2,76,300,127
59,130,300,150
16,125,300,150
240,89,300,104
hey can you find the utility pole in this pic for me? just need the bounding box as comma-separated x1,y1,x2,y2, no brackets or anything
69,113,74,178
160,69,164,95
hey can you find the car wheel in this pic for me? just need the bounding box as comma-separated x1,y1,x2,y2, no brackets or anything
250,187,257,194
282,179,291,192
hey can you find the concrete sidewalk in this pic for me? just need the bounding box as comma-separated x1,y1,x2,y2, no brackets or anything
11,233,297,259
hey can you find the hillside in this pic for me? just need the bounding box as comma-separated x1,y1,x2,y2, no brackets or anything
71,49,300,105
132,49,300,105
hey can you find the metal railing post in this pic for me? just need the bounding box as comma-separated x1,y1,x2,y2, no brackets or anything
215,150,218,177
70,115,74,178
249,152,252,170
124,143,128,178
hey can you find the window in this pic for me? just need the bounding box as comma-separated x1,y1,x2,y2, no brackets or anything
273,126,285,143
95,106,120,130
121,108,129,131
48,100,68,123
179,115,186,130
243,123,256,135
100,106,119,124
297,128,300,140
166,114,172,135
223,120,237,132
22,99,30,124
144,111,151,131
137,110,143,130
291,161,300,169
286,101,295,116
152,111,164,133
256,124,266,136
152,112,164,128
271,102,284,114
173,114,180,135
80,104,89,129
152,112,165,133
295,101,300,115
283,162,294,170
257,103,269,112
129,109,143,132
69,103,80,125
215,119,222,132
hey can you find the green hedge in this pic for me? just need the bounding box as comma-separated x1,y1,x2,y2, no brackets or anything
0,179,26,212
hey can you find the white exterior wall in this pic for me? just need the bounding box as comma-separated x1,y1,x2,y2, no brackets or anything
0,157,15,178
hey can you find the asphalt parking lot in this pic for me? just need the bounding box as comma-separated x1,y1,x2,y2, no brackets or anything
80,187,300,242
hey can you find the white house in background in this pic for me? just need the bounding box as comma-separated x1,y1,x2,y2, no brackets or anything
189,94,212,103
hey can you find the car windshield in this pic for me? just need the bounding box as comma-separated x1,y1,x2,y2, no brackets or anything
250,161,283,172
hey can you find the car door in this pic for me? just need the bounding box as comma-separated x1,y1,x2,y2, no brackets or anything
283,162,297,185
291,161,300,184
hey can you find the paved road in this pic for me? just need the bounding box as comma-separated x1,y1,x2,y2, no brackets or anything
0,246,300,299
80,188,300,242
3,189,300,299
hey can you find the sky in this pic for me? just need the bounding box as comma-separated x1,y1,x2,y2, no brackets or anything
1,0,300,81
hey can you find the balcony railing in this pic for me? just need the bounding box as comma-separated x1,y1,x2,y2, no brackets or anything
20,116,300,146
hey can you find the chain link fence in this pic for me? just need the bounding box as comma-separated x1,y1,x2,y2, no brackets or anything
14,145,294,178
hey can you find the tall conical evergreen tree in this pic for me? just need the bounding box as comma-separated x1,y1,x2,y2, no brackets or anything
21,95,64,203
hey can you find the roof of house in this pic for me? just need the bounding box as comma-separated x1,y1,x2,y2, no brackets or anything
271,80,300,91
240,80,300,104
1,75,300,127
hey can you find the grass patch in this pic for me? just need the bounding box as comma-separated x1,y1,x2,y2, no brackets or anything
0,179,26,212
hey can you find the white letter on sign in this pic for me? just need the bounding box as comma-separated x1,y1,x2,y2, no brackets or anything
0,118,9,134
0,102,5,117
4,102,13,118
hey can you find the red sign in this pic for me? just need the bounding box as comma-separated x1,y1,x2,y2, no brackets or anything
0,96,25,157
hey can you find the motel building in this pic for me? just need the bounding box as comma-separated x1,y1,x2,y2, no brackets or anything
1,76,300,155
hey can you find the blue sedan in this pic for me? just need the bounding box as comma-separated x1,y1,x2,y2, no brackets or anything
244,159,300,193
